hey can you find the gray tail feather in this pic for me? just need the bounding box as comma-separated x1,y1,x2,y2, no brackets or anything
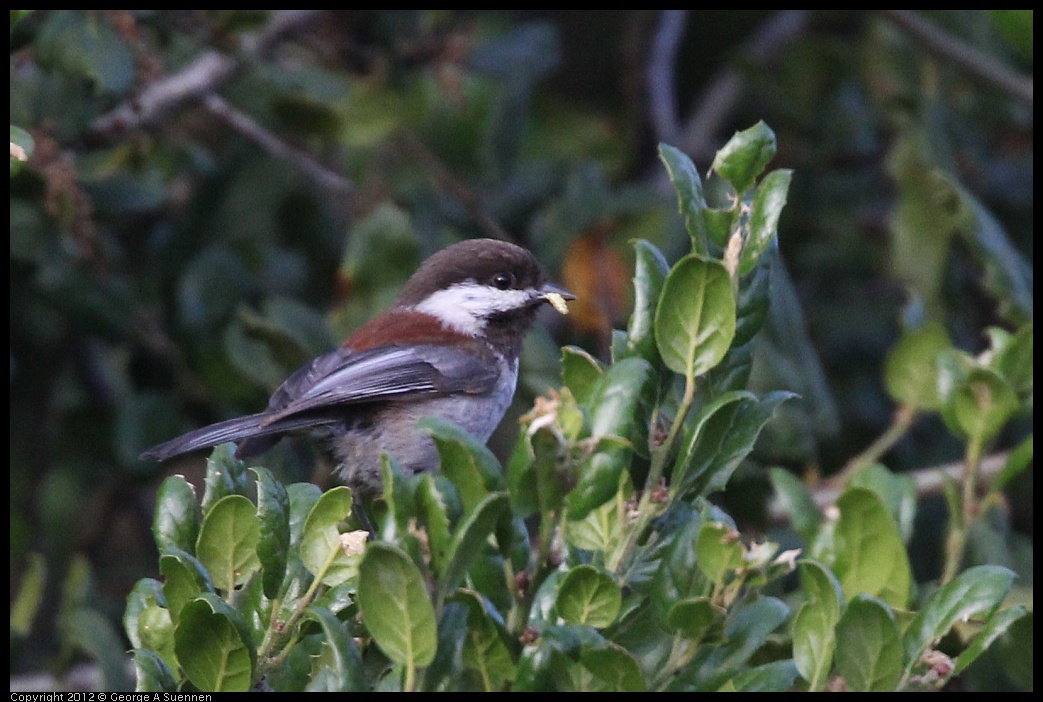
140,412,336,461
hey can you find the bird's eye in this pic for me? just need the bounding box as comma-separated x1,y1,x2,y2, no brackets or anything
492,273,513,290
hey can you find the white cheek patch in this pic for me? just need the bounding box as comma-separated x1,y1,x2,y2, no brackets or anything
413,282,534,335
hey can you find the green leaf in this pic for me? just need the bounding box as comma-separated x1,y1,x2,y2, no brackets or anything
833,488,911,609
566,358,651,519
884,322,953,410
679,595,789,691
740,168,791,275
674,390,795,499
948,367,1020,445
195,495,261,593
175,594,255,692
987,323,1033,400
131,649,178,693
993,434,1032,491
459,597,516,692
301,486,362,587
952,604,1028,675
577,641,647,691
200,444,249,514
305,605,364,691
710,121,777,195
564,472,628,553
159,549,214,622
658,143,711,253
623,239,670,364
11,552,45,637
357,542,438,668
655,255,736,381
556,565,622,628
441,492,510,596
138,606,177,675
415,474,453,578
792,560,844,690
666,597,725,642
422,416,504,513
730,660,800,692
903,565,1016,671
562,345,604,405
834,595,902,692
152,475,201,555
768,467,822,541
847,464,917,544
250,466,290,599
695,521,745,585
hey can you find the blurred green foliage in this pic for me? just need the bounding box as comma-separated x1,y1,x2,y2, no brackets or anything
10,10,1032,691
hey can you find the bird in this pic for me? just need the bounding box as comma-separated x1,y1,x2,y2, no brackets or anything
141,238,574,494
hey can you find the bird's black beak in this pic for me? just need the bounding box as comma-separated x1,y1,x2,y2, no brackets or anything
539,282,575,315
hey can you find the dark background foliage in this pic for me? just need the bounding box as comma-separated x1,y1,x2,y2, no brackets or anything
10,10,1032,690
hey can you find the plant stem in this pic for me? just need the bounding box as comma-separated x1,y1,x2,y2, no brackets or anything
611,374,696,575
940,438,984,585
835,404,918,482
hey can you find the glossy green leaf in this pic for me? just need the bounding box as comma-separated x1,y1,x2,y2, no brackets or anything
658,143,711,252
138,605,177,675
903,565,1016,670
624,239,670,364
566,358,651,519
301,486,361,587
564,472,628,553
200,444,249,514
655,254,736,381
577,641,647,692
152,475,200,555
884,321,952,410
833,488,911,609
287,482,322,545
175,594,255,692
556,565,622,628
740,168,791,275
357,542,437,668
422,416,504,513
459,598,516,692
768,467,822,541
650,510,713,624
695,522,744,585
730,660,800,692
666,597,725,642
834,594,902,692
678,595,789,691
441,492,509,596
674,390,795,500
159,548,213,622
847,464,917,544
792,560,844,690
195,495,261,593
250,466,290,599
305,605,364,691
415,474,453,578
710,121,777,195
562,345,604,405
953,604,1028,675
131,648,178,693
993,434,1033,490
124,579,164,652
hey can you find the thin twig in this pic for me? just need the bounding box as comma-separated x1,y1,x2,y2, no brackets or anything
87,10,324,141
203,95,354,196
879,10,1033,108
767,451,1011,524
647,10,688,146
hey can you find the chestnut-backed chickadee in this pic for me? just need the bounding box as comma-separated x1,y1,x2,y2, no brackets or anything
141,238,574,493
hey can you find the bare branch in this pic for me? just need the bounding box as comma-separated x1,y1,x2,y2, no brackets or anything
87,10,324,141
203,95,354,197
647,10,688,146
880,10,1033,108
767,451,1012,525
